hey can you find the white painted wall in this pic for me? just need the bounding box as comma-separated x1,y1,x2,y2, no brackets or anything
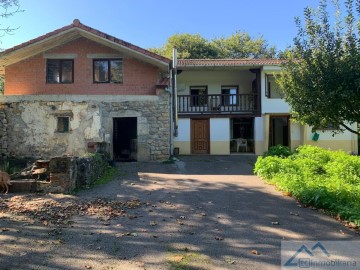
306,125,355,141
175,119,191,141
291,122,301,141
254,117,264,141
260,70,290,113
177,70,255,95
210,118,230,141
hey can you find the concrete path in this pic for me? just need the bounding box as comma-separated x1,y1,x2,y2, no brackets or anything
0,155,358,270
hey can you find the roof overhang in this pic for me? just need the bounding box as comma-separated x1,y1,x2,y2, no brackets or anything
176,59,283,71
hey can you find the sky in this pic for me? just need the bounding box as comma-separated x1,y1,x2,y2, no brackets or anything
1,0,321,52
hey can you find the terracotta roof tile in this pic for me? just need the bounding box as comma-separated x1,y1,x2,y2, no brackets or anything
1,19,170,64
177,59,284,67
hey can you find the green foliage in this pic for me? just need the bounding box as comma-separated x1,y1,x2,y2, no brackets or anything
277,0,360,135
0,75,4,95
149,31,277,59
255,145,360,226
263,145,293,158
149,34,218,59
0,158,22,174
92,166,117,186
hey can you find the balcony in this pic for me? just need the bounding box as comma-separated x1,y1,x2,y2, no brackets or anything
177,94,258,116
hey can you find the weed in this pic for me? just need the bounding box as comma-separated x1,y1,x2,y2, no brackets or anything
255,145,360,226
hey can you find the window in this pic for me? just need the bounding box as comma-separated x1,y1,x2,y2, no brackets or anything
265,75,282,98
221,86,238,105
46,59,73,83
57,117,70,133
93,59,123,83
190,86,207,106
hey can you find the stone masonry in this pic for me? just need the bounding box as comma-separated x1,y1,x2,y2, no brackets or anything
0,91,170,161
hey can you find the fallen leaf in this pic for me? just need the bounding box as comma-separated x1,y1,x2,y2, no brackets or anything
85,265,92,269
271,221,280,225
251,250,260,255
215,236,224,240
150,221,157,226
171,255,184,262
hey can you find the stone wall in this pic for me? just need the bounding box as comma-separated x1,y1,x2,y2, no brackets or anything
0,92,170,161
46,154,109,193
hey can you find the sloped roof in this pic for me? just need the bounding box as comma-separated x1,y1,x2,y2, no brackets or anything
0,19,170,74
176,59,284,69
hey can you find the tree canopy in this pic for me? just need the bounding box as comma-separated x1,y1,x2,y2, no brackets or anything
277,0,360,135
149,31,277,59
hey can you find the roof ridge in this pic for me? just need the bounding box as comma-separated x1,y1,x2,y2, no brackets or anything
1,19,170,64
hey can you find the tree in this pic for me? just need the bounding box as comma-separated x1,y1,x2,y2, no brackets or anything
149,34,218,59
0,0,22,37
149,31,277,59
277,0,360,135
212,31,277,58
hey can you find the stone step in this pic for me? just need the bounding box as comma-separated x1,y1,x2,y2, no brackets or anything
8,180,51,193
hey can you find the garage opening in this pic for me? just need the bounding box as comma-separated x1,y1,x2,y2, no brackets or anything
113,117,137,161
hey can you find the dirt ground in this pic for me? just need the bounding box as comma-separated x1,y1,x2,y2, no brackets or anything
0,155,359,270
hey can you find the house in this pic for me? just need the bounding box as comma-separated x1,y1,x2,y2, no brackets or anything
0,19,171,161
172,59,358,155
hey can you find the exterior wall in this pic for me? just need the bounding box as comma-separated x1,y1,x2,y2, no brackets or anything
254,115,358,155
210,118,230,155
301,124,358,154
177,70,255,95
260,68,290,114
0,92,170,161
174,119,191,155
5,37,160,95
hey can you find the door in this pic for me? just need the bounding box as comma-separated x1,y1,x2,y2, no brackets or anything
269,116,289,147
191,119,210,154
113,117,137,161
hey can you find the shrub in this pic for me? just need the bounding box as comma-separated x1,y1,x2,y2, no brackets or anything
255,145,360,226
263,145,293,158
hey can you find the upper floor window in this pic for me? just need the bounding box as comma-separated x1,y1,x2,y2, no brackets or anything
265,75,282,99
93,59,123,83
221,86,238,105
190,86,207,106
46,59,74,84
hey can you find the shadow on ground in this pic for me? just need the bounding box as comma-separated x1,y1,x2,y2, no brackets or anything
0,155,358,270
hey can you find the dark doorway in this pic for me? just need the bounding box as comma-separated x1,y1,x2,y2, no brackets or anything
113,117,137,161
269,116,289,147
230,117,255,153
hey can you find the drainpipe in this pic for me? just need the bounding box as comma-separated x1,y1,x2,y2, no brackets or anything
168,62,174,156
172,48,178,137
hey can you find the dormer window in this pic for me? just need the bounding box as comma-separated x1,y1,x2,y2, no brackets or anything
46,59,74,84
93,59,123,83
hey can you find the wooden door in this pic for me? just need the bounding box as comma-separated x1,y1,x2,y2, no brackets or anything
191,119,210,154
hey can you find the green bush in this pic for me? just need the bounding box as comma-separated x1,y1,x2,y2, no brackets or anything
263,145,293,158
254,145,360,226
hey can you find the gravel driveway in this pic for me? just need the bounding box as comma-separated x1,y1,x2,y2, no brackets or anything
0,155,358,270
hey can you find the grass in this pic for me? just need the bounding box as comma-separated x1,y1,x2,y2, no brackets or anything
166,246,209,270
254,145,360,227
91,166,117,186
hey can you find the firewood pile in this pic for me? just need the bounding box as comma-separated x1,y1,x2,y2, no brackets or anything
10,160,50,181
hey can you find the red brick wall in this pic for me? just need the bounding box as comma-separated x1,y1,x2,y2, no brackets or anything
5,37,160,95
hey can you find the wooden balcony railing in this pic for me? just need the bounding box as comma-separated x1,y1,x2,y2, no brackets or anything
177,94,258,115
